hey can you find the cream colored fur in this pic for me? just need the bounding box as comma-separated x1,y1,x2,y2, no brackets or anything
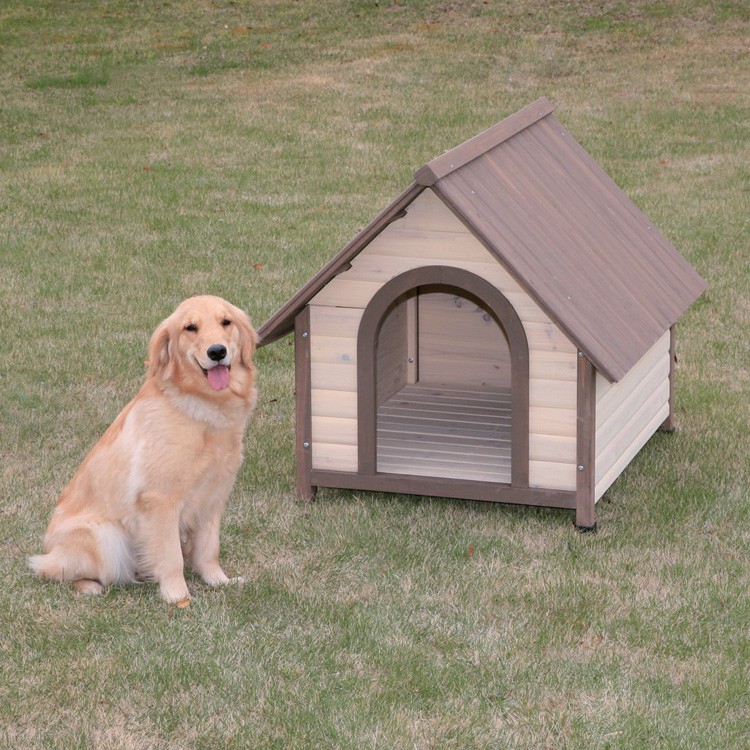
29,296,258,603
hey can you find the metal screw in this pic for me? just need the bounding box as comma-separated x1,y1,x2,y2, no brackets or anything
577,465,585,472
303,442,310,449
301,331,308,338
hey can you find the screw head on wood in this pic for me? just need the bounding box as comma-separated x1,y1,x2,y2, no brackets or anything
577,465,585,472
303,442,310,449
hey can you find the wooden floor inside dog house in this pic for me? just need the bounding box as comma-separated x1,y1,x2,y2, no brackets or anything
377,383,512,482
374,286,513,483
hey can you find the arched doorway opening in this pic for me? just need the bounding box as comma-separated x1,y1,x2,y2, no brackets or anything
357,266,529,487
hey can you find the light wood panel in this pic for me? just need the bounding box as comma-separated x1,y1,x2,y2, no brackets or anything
311,389,357,419
596,356,670,453
418,290,511,387
593,330,671,500
596,330,670,410
595,402,670,500
529,460,577,491
312,416,357,446
311,443,358,472
397,187,471,233
310,361,357,391
309,305,363,337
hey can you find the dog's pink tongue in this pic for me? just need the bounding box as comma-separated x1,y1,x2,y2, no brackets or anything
207,365,230,391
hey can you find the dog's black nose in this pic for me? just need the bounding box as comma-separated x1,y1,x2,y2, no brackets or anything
207,345,227,362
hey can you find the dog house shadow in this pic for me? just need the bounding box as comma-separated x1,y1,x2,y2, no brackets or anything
257,98,706,529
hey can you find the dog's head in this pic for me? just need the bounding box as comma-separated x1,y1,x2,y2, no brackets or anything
147,296,256,397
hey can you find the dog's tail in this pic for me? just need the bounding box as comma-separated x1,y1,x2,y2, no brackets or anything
29,522,136,588
29,547,99,582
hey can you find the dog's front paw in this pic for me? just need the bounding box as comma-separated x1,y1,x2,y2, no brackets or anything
197,565,230,587
160,578,190,603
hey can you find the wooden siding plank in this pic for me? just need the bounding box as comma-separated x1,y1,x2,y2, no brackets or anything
525,322,577,354
311,335,357,365
529,433,577,464
311,389,357,419
309,306,363,337
529,460,577,491
596,360,670,455
312,416,358,446
529,350,578,382
363,228,496,264
529,377,577,409
595,403,670,500
529,406,577,438
310,361,357,391
310,278,381,308
596,330,670,410
311,443,358,472
596,380,670,471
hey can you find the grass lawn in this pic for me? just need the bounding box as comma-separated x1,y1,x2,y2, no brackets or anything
1,1,748,747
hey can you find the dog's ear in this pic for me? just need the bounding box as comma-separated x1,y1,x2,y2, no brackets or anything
147,318,173,379
232,305,257,367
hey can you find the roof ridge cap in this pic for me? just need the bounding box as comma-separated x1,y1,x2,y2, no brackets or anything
414,97,555,186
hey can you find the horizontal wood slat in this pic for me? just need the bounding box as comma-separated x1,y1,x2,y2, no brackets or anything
376,383,513,483
595,403,670,500
311,389,357,419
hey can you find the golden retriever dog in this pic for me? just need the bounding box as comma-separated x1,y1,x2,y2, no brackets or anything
29,296,258,603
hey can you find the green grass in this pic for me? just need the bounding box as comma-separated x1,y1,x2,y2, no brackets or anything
1,1,748,747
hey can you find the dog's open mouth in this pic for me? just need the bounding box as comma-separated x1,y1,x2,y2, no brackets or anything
202,364,231,391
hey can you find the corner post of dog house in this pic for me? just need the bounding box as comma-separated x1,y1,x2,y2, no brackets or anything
294,306,316,501
659,324,676,432
575,351,596,531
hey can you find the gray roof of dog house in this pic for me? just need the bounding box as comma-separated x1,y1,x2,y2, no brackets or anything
257,98,706,383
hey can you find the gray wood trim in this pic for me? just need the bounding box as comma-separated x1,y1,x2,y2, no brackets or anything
357,265,530,487
309,470,576,509
257,183,424,347
575,353,596,529
294,307,316,501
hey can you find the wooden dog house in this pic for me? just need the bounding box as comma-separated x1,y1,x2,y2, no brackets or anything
257,98,706,528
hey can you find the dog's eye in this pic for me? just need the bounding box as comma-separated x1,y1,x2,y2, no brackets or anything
185,324,198,332
221,319,232,328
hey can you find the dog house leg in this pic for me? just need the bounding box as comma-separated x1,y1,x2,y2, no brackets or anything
575,353,597,531
295,308,317,502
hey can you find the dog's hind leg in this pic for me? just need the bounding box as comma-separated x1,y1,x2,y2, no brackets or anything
72,579,105,595
29,537,104,593
29,522,133,595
